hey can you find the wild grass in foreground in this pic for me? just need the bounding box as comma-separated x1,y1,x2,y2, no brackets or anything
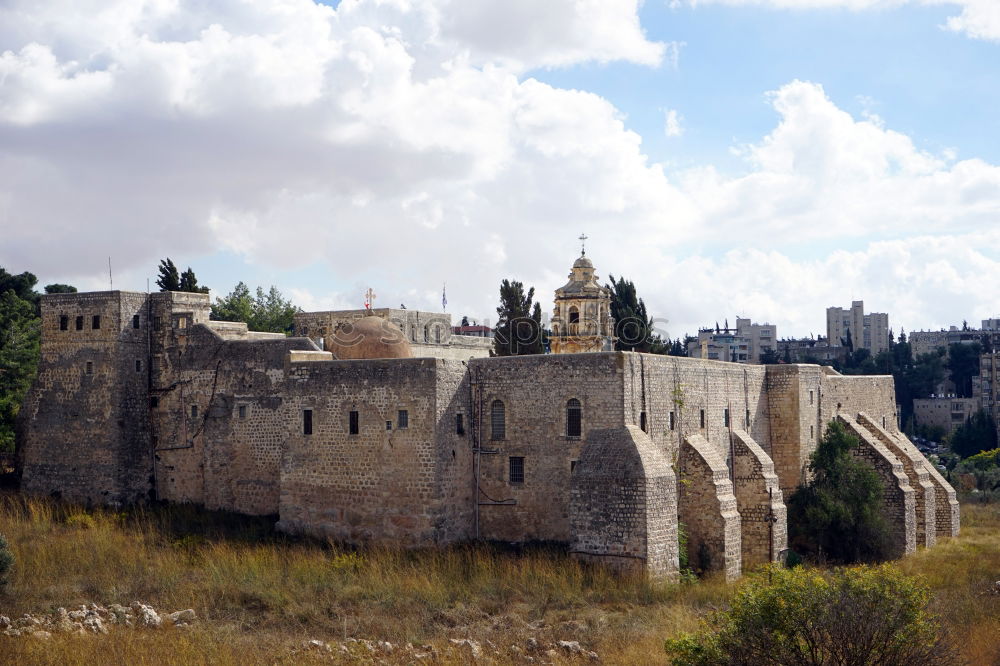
0,493,728,664
0,493,998,664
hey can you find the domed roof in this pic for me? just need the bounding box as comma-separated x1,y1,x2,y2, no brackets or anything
325,316,412,360
573,254,594,269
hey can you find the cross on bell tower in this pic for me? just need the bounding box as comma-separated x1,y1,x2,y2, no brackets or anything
579,233,588,256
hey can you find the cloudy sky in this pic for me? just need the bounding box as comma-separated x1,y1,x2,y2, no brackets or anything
2,0,999,340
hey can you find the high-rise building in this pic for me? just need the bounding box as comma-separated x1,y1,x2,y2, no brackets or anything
826,300,889,354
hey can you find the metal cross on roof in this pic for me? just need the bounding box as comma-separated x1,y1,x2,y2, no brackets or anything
579,233,588,255
364,287,376,310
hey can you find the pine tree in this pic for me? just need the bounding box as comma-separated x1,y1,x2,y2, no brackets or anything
493,280,542,356
179,267,209,294
607,274,655,352
155,259,181,291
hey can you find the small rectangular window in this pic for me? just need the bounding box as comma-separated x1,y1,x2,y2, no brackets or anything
92,315,101,330
133,314,140,329
85,361,93,375
238,405,247,419
154,317,162,331
810,424,815,439
509,456,525,484
809,389,815,405
75,316,83,330
640,411,647,432
349,410,359,435
456,413,465,435
59,315,68,331
398,409,409,429
386,420,393,431
724,408,730,428
150,396,159,408
669,411,675,431
700,409,705,429
303,409,313,435
746,409,751,428
190,405,198,418
570,460,578,473
135,359,142,372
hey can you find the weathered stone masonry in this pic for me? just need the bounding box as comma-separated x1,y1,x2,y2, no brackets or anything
18,290,959,582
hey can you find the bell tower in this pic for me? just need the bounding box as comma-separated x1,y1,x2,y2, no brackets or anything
550,237,615,354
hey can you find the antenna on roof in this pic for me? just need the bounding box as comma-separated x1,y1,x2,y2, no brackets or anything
108,257,113,290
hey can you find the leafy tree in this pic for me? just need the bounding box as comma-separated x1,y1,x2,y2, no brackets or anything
493,279,542,356
0,532,13,591
665,564,956,666
211,283,300,334
607,274,655,352
251,285,300,333
43,284,76,294
0,285,41,454
759,347,780,364
156,259,181,291
787,420,890,564
950,409,998,458
179,267,209,294
946,342,981,398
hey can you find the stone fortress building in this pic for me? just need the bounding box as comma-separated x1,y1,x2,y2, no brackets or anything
17,251,958,581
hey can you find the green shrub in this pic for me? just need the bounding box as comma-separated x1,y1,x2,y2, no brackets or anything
787,420,890,563
0,532,13,591
65,513,96,529
665,564,956,666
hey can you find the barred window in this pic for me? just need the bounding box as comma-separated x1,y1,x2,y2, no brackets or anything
491,400,505,440
59,315,68,331
509,456,524,484
567,399,582,437
398,409,408,429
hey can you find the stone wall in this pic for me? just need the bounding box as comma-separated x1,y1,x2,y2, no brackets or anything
730,428,786,569
20,291,153,505
277,357,471,546
838,415,916,558
766,364,823,494
678,434,741,580
570,426,678,580
857,413,936,548
468,353,625,543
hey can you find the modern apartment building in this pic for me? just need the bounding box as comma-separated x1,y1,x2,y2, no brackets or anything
826,300,890,355
687,319,777,364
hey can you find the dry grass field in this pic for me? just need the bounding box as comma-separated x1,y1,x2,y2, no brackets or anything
0,492,997,665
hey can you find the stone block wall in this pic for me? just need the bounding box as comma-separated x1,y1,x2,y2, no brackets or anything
884,427,960,538
623,354,769,466
20,291,153,505
766,364,823,494
678,434,741,580
277,357,464,546
570,426,678,580
730,429,786,569
838,415,916,558
857,413,937,547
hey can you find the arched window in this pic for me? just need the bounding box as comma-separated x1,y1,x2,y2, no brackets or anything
491,400,506,440
424,325,430,343
567,398,582,437
568,306,580,324
435,326,441,343
410,324,416,341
